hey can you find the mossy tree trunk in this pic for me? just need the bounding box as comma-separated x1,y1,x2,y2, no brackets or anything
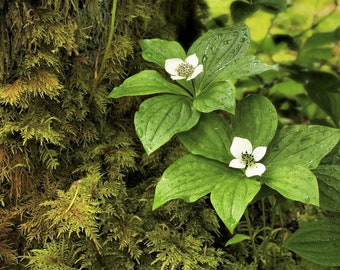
0,1,228,269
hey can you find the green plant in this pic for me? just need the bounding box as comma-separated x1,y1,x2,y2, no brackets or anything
109,20,340,267
1,0,340,268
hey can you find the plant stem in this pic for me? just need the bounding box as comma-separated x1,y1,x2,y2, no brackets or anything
98,0,118,80
244,207,258,260
89,0,118,103
63,185,79,215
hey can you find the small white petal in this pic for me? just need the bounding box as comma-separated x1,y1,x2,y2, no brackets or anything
245,163,266,177
185,53,199,67
165,58,184,75
230,137,253,159
171,75,186,80
229,159,246,169
187,64,203,80
252,146,267,161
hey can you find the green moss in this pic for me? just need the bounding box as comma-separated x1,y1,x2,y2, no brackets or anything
0,1,235,269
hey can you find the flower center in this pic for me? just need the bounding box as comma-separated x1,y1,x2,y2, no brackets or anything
176,63,194,77
241,151,255,168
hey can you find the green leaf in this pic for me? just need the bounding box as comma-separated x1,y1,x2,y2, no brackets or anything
296,48,333,66
288,68,340,127
135,95,200,154
139,39,186,66
313,165,340,212
306,83,340,128
264,125,340,169
205,14,228,29
301,70,340,94
153,154,230,210
193,81,235,113
177,112,233,164
269,79,305,99
187,23,250,91
230,1,259,23
305,73,340,127
232,95,278,147
263,165,319,205
226,234,251,246
211,175,261,233
283,217,340,266
258,0,287,14
215,56,273,82
108,70,191,98
303,26,340,51
320,142,340,165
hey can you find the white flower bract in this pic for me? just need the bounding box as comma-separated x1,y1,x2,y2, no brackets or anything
229,137,267,177
164,53,203,81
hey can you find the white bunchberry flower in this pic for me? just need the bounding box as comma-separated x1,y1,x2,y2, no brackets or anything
164,53,203,81
229,137,267,177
